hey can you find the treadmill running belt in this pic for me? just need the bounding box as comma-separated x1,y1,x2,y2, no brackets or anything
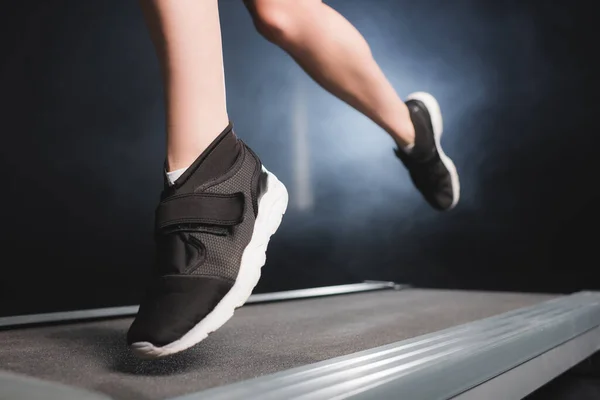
0,289,558,400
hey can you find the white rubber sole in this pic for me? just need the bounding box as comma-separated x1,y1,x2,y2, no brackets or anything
406,91,461,209
131,167,289,359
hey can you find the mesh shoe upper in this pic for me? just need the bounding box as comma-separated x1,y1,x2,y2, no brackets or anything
186,147,259,280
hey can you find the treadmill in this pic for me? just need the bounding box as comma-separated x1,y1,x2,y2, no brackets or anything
1,282,599,400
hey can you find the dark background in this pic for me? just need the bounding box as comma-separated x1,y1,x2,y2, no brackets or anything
1,0,598,317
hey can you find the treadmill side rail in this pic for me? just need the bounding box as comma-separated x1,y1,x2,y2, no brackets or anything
175,291,600,400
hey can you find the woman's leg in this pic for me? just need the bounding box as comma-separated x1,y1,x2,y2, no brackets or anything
139,0,229,174
245,0,415,148
246,0,460,210
128,0,290,359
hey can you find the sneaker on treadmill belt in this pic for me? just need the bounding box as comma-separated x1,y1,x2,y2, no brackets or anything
127,124,289,359
394,92,460,211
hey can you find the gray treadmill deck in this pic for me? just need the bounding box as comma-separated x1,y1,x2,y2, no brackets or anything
0,289,557,400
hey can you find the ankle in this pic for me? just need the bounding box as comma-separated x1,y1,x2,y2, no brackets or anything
389,119,415,149
166,117,230,171
392,123,415,148
167,134,220,172
379,102,415,148
165,123,240,187
167,150,202,172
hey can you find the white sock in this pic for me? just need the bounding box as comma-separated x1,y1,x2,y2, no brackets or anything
166,167,188,186
402,142,415,153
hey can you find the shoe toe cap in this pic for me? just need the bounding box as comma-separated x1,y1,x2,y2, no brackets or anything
430,188,455,211
127,275,234,347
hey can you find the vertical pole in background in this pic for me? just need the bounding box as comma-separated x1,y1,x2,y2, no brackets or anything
291,75,313,211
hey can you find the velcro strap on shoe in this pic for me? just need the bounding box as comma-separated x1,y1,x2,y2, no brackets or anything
155,192,245,232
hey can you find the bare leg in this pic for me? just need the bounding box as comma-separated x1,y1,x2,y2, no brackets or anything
245,0,415,147
139,0,229,172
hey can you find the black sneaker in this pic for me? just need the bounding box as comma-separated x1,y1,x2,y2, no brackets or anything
395,92,460,211
127,125,288,358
